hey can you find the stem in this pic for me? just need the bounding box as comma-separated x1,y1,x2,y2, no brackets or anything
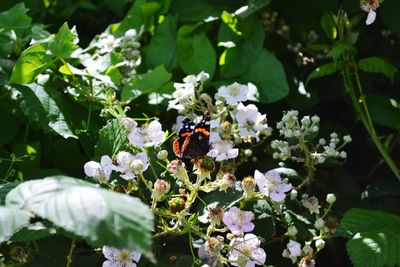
296,136,315,189
342,64,400,182
66,239,76,267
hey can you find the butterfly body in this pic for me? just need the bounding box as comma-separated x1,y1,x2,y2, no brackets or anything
173,113,210,159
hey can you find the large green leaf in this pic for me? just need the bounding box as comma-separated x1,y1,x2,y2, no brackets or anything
242,49,289,103
6,176,154,252
12,83,78,139
49,23,78,59
145,16,178,70
121,65,172,101
338,208,400,267
0,3,32,34
219,16,265,78
10,43,50,84
94,119,129,160
358,57,398,83
0,207,31,243
177,31,216,78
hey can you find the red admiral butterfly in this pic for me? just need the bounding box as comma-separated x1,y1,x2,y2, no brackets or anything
173,112,210,159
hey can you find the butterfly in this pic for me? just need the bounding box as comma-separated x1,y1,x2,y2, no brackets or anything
173,112,210,159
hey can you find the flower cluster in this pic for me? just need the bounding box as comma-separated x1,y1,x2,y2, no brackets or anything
81,70,347,267
271,110,351,165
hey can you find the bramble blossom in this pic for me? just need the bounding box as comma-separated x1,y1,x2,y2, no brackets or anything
228,234,266,267
302,196,320,214
207,139,239,161
168,72,209,111
84,155,113,184
128,120,165,148
113,151,149,180
282,240,302,263
360,0,379,25
216,82,249,105
254,170,292,202
234,103,270,142
222,207,254,234
102,246,141,267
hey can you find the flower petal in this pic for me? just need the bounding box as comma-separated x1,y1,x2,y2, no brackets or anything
366,10,376,25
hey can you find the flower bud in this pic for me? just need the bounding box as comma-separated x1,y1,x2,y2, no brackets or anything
167,160,187,180
312,126,319,132
340,151,347,159
290,189,298,200
286,226,298,237
157,150,168,160
326,193,336,204
241,176,256,198
314,218,325,230
130,159,144,172
152,179,170,201
315,239,325,250
343,135,352,143
311,115,320,123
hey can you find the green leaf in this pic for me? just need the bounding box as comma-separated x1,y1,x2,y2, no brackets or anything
12,83,80,139
177,31,216,78
10,43,50,84
358,57,398,83
94,119,129,160
121,65,172,101
327,41,355,61
0,207,31,243
0,182,19,205
10,222,55,242
6,176,154,252
103,0,129,16
49,23,79,59
145,16,178,70
338,208,400,267
236,0,272,19
118,0,162,34
0,3,32,34
367,94,400,130
218,16,265,78
306,62,340,83
242,49,289,103
320,12,337,40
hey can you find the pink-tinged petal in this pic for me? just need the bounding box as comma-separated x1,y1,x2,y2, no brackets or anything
100,155,113,177
280,183,292,193
121,173,136,180
270,191,286,202
244,234,260,246
265,170,281,181
251,248,266,265
102,246,119,260
84,161,101,177
241,221,255,233
245,261,256,267
130,250,141,263
227,149,239,159
102,260,119,267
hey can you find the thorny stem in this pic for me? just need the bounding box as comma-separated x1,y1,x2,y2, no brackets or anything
342,60,400,182
296,135,315,190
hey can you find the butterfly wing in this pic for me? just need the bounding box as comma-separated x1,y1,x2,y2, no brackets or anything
181,113,210,159
173,118,195,157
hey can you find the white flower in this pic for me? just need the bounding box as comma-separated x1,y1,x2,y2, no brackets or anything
360,0,379,25
128,120,165,148
172,115,186,132
302,196,320,214
168,72,209,111
254,170,292,202
113,151,149,180
216,82,249,105
315,239,325,250
282,240,302,263
97,33,121,54
102,246,141,267
84,155,113,183
234,103,269,141
228,234,266,267
121,117,138,133
207,140,238,161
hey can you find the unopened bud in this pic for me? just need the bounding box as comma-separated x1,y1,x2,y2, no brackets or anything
314,218,325,230
157,150,168,160
326,193,336,204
